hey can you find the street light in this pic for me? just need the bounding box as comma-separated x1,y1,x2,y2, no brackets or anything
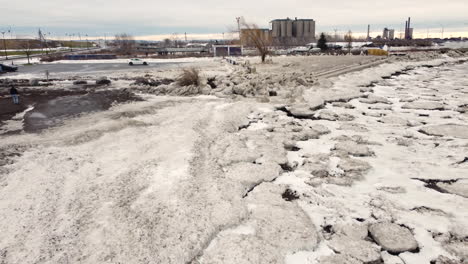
1,31,8,60
333,28,338,46
78,33,82,49
236,17,242,45
439,24,445,39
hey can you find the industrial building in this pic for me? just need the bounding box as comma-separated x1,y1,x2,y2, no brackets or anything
270,18,316,45
383,28,395,40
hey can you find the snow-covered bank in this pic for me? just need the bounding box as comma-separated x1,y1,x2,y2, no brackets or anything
1,54,467,263
0,95,322,263
0,97,246,263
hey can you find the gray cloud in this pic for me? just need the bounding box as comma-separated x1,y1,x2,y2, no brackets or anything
2,0,467,36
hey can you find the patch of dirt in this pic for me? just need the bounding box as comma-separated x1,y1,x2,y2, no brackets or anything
282,188,300,202
412,178,460,194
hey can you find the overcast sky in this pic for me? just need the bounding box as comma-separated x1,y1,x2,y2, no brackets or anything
2,0,468,39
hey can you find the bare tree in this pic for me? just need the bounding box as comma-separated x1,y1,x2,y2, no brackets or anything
113,33,136,55
163,38,172,48
18,39,33,64
171,33,180,48
344,30,353,54
241,22,272,63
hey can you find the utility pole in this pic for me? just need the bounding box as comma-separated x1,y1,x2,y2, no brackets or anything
333,28,338,46
45,32,51,54
367,24,370,41
185,32,187,42
1,31,8,60
39,31,50,55
67,33,73,51
236,17,242,45
86,34,89,49
44,32,48,54
38,29,44,55
78,33,82,48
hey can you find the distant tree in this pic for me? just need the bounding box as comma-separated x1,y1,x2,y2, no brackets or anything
163,38,172,48
171,33,181,48
317,33,328,51
113,33,136,55
241,22,272,63
18,39,33,64
344,30,353,54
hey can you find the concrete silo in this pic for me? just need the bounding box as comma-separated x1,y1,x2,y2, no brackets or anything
389,29,395,40
271,21,281,38
309,20,316,40
296,20,304,38
270,18,316,44
286,20,293,37
304,21,311,37
280,20,287,37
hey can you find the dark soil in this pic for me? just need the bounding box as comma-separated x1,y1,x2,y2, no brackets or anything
412,178,460,194
1,87,141,133
282,188,300,201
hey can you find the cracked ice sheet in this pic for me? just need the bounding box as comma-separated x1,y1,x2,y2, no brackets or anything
282,58,468,264
303,55,463,105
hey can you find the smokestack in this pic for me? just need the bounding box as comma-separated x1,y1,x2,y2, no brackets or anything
408,17,412,40
367,24,370,40
405,21,408,39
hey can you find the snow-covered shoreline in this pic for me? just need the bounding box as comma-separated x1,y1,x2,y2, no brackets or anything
1,53,467,264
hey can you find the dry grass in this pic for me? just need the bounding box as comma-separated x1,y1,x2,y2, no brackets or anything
177,68,200,86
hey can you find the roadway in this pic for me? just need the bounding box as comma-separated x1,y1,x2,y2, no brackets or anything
0,48,102,63
0,60,189,78
5,62,184,76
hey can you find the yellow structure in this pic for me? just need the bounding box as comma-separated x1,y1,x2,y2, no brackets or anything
367,49,389,56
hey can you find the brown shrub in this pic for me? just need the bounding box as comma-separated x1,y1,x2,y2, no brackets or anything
177,68,200,86
40,54,64,62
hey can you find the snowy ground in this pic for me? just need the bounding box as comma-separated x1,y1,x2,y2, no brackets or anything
0,53,467,264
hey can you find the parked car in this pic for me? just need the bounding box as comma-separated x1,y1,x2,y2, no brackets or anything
0,64,18,73
128,58,148,66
